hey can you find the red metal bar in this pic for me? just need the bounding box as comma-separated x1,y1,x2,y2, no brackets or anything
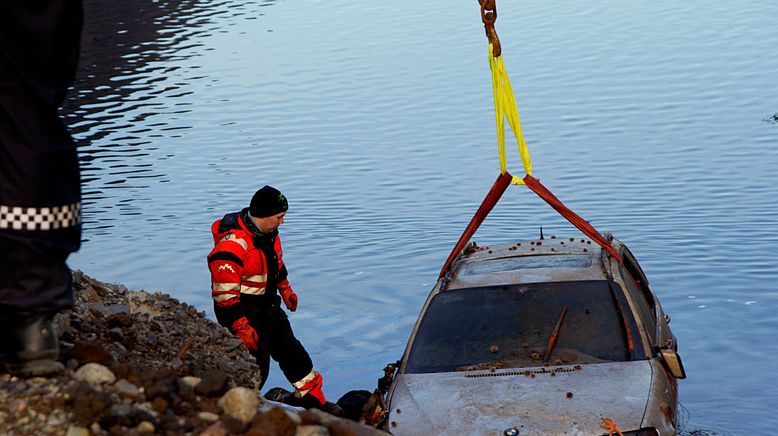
438,172,514,278
523,175,622,263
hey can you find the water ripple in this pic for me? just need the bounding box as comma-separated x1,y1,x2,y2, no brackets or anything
63,0,778,431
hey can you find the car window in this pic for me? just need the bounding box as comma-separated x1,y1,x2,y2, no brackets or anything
461,254,593,276
621,247,657,316
619,267,658,346
405,281,639,374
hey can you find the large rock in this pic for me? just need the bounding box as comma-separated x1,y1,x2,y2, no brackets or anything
219,387,260,424
74,363,116,384
295,425,330,436
248,407,297,436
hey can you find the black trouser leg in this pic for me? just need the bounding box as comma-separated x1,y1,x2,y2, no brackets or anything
248,303,314,387
253,338,271,391
0,0,83,316
266,307,314,385
0,0,82,376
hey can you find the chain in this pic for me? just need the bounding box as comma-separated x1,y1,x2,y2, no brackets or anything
478,0,501,57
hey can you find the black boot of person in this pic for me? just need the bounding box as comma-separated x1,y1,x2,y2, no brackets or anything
0,313,64,377
272,391,344,417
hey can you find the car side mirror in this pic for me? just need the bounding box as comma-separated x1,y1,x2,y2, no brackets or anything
659,349,686,379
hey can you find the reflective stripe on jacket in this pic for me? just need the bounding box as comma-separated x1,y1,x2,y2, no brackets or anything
207,209,292,328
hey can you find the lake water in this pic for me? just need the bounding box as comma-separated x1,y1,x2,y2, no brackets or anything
64,0,778,433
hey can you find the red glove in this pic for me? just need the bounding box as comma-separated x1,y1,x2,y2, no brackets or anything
280,288,298,312
231,317,259,353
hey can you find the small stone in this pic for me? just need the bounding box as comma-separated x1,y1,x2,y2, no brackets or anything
198,411,220,423
65,425,90,436
136,421,155,434
195,370,229,397
114,379,141,398
151,397,169,413
109,403,133,417
147,376,177,400
47,415,65,426
220,386,260,424
74,363,116,384
180,376,202,388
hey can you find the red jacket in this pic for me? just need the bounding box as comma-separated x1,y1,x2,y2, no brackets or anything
207,209,293,328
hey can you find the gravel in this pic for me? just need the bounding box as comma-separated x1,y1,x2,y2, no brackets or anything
0,272,387,436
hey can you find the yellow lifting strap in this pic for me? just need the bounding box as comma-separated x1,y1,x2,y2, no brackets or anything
479,0,532,184
488,43,532,184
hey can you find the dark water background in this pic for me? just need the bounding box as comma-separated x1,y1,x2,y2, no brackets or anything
64,0,778,433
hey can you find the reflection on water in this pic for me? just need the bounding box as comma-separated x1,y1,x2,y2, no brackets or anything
63,0,277,237
64,0,778,434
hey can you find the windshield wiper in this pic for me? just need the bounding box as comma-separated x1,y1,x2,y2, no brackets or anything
543,305,568,364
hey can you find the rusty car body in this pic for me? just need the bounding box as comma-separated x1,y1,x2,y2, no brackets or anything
384,235,685,435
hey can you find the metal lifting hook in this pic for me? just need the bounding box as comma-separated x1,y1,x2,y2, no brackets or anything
478,0,501,57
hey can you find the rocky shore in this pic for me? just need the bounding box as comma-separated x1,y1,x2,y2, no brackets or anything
0,272,388,436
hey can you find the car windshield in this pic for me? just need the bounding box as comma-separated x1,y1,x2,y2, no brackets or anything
461,254,592,276
405,280,637,373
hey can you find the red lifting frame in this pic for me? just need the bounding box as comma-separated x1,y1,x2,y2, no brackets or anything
439,172,622,279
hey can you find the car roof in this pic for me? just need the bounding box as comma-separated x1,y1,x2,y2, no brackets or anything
445,237,609,290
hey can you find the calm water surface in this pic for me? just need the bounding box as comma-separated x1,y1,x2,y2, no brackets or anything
64,0,778,433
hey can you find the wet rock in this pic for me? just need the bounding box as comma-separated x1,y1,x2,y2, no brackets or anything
75,363,116,384
220,386,260,424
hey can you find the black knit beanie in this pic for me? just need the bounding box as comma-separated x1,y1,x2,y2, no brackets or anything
249,186,288,218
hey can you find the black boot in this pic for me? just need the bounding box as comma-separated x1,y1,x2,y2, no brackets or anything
0,313,64,377
278,392,345,417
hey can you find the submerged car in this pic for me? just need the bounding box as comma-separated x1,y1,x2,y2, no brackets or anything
384,234,685,435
